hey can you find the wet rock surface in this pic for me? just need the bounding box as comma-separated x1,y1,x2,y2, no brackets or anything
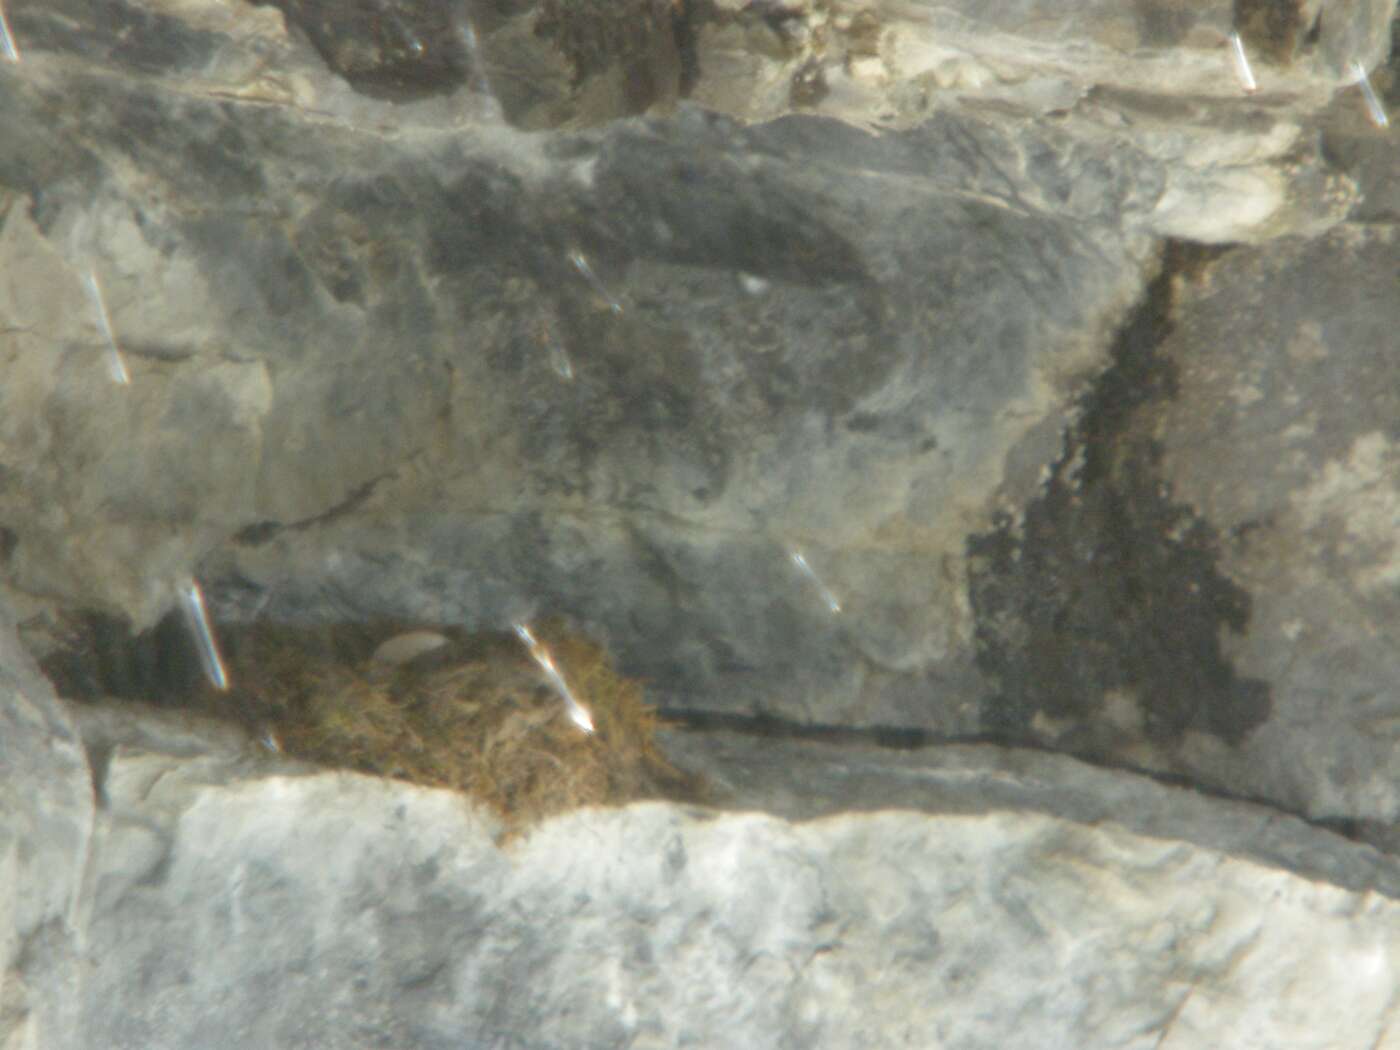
1,0,1399,1045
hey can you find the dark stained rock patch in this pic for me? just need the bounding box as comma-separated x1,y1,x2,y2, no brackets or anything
968,244,1272,752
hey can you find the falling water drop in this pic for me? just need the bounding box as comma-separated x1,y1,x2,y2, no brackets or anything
83,270,131,386
788,548,843,615
513,622,595,734
1351,61,1389,129
178,577,229,691
0,1,20,63
1227,32,1257,94
569,250,624,315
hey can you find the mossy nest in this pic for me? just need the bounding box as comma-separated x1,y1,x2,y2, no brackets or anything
217,620,703,834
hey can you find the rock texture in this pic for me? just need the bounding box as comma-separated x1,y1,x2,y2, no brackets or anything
1,0,1400,1045
0,607,93,1050
9,669,1400,1050
50,795,1400,1050
0,0,1389,745
0,0,1181,735
1150,228,1400,829
968,224,1400,833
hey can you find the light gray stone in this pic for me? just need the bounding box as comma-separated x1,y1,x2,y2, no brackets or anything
13,638,1400,1048
660,728,1400,897
24,716,1400,1050
0,606,93,1050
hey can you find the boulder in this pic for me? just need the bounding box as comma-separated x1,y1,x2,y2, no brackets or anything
1,0,1399,1044
0,606,94,1050
0,0,1381,735
11,670,1400,1049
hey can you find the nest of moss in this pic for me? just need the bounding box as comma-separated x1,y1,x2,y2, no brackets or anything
206,620,704,834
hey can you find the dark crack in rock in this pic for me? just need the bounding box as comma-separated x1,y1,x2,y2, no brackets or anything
1234,0,1311,65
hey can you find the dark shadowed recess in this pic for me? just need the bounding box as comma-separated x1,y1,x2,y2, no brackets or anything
247,0,699,117
249,0,474,101
40,609,210,711
6,0,222,75
34,606,1375,849
1233,0,1318,64
967,242,1272,752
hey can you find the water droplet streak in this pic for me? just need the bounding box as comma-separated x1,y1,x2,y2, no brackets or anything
1227,32,1257,94
83,270,130,385
0,1,20,63
178,577,229,691
789,548,842,615
569,250,624,315
513,622,595,733
1351,61,1389,129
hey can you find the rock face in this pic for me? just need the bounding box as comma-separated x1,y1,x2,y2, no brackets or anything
1,0,1399,1045
0,0,1180,734
0,607,93,1050
14,665,1400,1050
0,0,1385,744
1150,227,1400,828
969,224,1400,832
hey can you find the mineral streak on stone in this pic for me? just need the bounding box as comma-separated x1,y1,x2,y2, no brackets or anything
966,248,1274,760
1142,227,1400,831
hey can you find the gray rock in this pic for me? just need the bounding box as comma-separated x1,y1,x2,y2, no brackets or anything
0,0,1182,733
966,224,1400,833
660,728,1400,895
3,1,1400,1044
690,0,1392,125
1151,227,1400,829
7,655,1400,1050
2,0,1382,742
0,605,94,1050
